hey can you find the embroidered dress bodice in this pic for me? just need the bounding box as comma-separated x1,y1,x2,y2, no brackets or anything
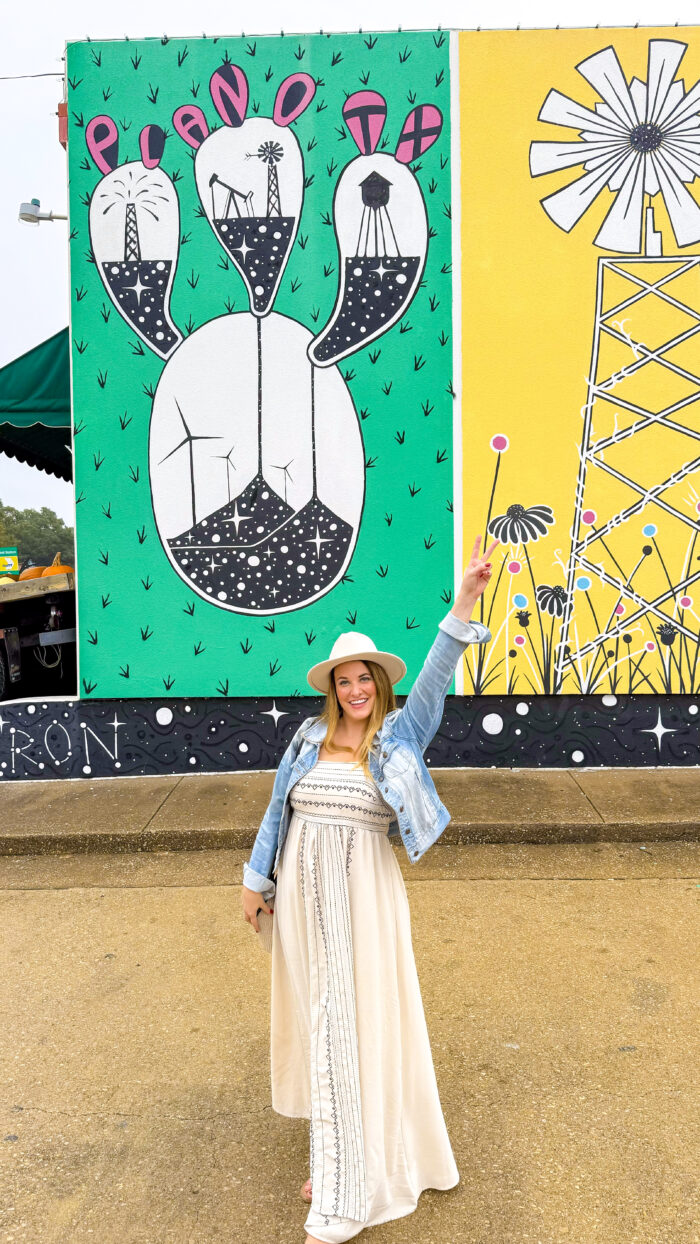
289,761,394,832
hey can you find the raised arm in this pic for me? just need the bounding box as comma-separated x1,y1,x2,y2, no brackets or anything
394,535,498,752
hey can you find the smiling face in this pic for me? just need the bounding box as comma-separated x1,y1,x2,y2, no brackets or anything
333,659,377,721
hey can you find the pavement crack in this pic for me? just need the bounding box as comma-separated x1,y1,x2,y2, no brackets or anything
568,771,605,823
139,775,185,841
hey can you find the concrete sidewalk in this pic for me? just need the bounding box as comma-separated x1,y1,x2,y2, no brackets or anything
1,840,698,1242
2,766,700,855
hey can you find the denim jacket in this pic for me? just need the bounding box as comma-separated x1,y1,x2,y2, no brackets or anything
242,610,491,899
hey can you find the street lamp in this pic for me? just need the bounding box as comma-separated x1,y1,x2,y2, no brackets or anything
18,198,67,224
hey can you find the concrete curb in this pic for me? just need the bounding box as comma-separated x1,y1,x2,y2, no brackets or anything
4,767,700,856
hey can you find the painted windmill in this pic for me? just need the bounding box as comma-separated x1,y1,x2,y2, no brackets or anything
530,39,700,692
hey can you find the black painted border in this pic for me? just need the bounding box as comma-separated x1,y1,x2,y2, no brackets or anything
0,693,698,780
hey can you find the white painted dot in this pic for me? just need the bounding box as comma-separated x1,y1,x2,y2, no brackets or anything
515,728,521,736
185,705,191,713
515,702,529,716
602,694,617,707
482,713,504,735
238,742,249,753
111,265,119,274
156,331,164,341
571,750,585,764
281,545,288,553
297,564,307,574
237,581,246,591
156,261,165,270
27,705,36,715
248,555,260,567
255,285,264,296
396,273,407,284
114,761,121,769
156,707,173,726
218,591,227,600
690,705,698,715
189,756,197,765
212,533,220,543
83,765,92,775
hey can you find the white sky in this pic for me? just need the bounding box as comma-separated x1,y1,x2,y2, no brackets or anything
1,0,698,526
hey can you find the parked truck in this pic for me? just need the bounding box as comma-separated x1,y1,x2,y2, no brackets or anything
0,572,76,700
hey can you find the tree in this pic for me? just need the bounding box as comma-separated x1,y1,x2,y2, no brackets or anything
0,502,75,569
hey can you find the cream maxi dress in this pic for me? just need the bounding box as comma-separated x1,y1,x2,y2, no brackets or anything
269,759,459,1243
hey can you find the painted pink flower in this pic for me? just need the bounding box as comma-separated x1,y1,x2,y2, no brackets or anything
490,434,509,453
615,603,625,615
582,509,596,524
508,560,522,574
515,634,526,646
681,595,692,608
646,641,656,652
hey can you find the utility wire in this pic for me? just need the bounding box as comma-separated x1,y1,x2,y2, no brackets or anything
0,72,64,81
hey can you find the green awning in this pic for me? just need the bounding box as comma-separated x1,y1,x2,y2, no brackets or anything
0,328,72,481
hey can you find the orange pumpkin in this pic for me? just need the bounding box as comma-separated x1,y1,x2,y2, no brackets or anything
19,566,46,580
41,552,74,577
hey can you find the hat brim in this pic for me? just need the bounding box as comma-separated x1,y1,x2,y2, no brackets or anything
307,649,407,693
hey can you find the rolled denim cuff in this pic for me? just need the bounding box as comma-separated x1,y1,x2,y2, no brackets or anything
439,611,492,644
243,861,276,900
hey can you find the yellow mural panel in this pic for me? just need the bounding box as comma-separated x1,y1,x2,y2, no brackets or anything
460,27,700,695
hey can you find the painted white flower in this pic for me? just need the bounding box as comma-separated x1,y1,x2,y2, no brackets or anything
530,40,700,252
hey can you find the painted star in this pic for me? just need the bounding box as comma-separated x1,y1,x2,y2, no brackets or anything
262,545,275,561
374,261,391,281
306,525,335,559
207,555,222,573
236,237,253,264
126,273,148,305
222,502,253,536
110,713,127,731
639,708,679,754
261,700,289,729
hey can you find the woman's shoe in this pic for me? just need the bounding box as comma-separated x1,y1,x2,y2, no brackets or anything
300,1177,312,1202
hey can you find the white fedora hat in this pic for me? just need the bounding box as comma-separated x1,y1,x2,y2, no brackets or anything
307,631,407,693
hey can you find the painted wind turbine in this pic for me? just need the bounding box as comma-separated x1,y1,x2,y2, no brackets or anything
530,38,700,694
86,117,182,358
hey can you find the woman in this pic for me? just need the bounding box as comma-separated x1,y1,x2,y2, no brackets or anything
242,535,497,1242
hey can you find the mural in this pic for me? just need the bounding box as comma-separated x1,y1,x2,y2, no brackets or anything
67,32,453,698
460,27,700,695
67,24,700,706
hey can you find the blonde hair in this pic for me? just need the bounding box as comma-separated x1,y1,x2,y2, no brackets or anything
317,659,396,776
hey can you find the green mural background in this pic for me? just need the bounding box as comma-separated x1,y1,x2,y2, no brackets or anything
66,30,453,699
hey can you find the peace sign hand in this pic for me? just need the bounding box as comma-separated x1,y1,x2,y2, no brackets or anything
458,534,499,605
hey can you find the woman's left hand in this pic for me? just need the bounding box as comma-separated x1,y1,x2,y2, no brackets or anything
458,534,499,603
